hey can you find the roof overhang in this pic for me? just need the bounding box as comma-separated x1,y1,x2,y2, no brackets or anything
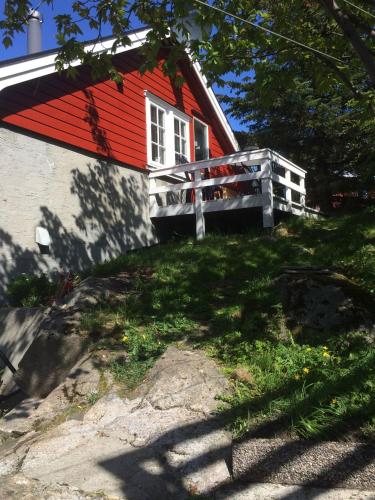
0,28,239,151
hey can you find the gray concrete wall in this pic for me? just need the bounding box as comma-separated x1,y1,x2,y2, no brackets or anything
0,126,158,300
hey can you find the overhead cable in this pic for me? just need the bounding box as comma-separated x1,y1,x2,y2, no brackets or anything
341,0,375,20
193,0,346,64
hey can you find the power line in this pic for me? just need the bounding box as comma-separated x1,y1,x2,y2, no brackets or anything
193,0,346,65
341,0,375,20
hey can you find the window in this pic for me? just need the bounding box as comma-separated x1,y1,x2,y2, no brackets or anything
146,92,190,169
150,104,165,165
174,117,188,164
194,119,209,161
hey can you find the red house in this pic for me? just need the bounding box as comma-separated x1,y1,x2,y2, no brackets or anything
0,27,239,298
0,27,313,300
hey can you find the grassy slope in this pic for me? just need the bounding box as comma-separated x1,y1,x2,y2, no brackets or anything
82,209,375,442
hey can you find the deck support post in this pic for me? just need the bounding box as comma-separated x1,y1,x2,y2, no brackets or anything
261,161,274,228
149,178,159,218
194,170,205,240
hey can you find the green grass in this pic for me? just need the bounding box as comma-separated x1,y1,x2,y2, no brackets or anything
80,208,375,441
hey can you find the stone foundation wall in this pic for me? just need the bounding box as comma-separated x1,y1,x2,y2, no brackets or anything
0,126,158,300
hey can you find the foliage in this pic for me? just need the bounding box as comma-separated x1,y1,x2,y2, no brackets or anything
6,273,55,307
2,2,373,204
230,72,374,208
81,208,374,441
1,1,374,91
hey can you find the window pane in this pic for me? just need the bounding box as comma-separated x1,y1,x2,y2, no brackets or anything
159,147,165,164
152,143,158,161
181,122,186,137
174,118,179,135
151,124,158,143
151,105,157,124
158,109,164,127
181,139,186,155
175,135,180,153
159,127,164,146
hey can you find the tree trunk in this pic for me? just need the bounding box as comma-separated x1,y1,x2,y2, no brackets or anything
320,0,375,86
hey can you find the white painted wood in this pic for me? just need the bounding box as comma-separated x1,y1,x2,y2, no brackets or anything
261,161,274,228
0,30,150,91
151,194,264,218
300,177,306,215
149,171,267,195
148,149,318,233
149,149,271,178
271,172,306,194
145,92,191,170
149,178,159,218
284,169,292,211
152,203,195,217
194,170,205,239
269,150,307,175
203,194,264,213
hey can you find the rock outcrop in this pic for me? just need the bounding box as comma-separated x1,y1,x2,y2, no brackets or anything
1,347,231,499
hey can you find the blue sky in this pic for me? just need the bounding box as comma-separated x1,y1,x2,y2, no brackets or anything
0,1,246,131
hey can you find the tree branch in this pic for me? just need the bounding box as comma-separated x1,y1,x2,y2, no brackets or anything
320,0,375,86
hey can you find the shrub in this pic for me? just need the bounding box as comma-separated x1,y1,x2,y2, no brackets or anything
6,273,54,307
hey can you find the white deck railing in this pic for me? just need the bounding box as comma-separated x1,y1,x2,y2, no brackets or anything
149,148,319,239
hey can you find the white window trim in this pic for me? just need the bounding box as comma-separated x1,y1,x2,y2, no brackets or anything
145,91,191,170
193,117,209,161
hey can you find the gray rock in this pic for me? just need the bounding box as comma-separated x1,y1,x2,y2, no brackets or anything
0,473,113,499
233,438,375,490
277,272,374,333
0,355,113,437
14,332,89,398
138,346,230,414
19,347,231,498
0,307,47,395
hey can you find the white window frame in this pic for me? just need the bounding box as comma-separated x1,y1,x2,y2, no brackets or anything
145,91,191,170
193,117,209,161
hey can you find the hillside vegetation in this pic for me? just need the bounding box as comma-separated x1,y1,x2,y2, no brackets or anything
81,209,375,442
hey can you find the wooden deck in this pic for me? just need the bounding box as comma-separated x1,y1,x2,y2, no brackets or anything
149,148,320,239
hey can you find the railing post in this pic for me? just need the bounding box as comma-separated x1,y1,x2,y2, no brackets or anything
285,169,292,212
300,176,306,216
194,169,205,240
261,160,274,228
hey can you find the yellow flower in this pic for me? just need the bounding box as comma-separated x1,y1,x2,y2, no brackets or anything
294,374,301,380
323,346,329,350
303,367,309,374
122,335,128,342
306,347,312,352
331,399,337,404
323,352,330,358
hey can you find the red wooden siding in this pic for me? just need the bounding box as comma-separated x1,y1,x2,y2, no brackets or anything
0,49,235,169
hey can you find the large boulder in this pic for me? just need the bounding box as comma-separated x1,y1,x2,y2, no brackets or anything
277,270,374,336
9,347,231,499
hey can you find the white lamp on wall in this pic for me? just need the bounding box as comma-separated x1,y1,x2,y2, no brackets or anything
35,226,51,246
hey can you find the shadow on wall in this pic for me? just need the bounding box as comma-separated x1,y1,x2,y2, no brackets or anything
0,159,156,301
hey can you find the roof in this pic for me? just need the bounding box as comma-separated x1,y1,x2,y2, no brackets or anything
0,27,238,151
